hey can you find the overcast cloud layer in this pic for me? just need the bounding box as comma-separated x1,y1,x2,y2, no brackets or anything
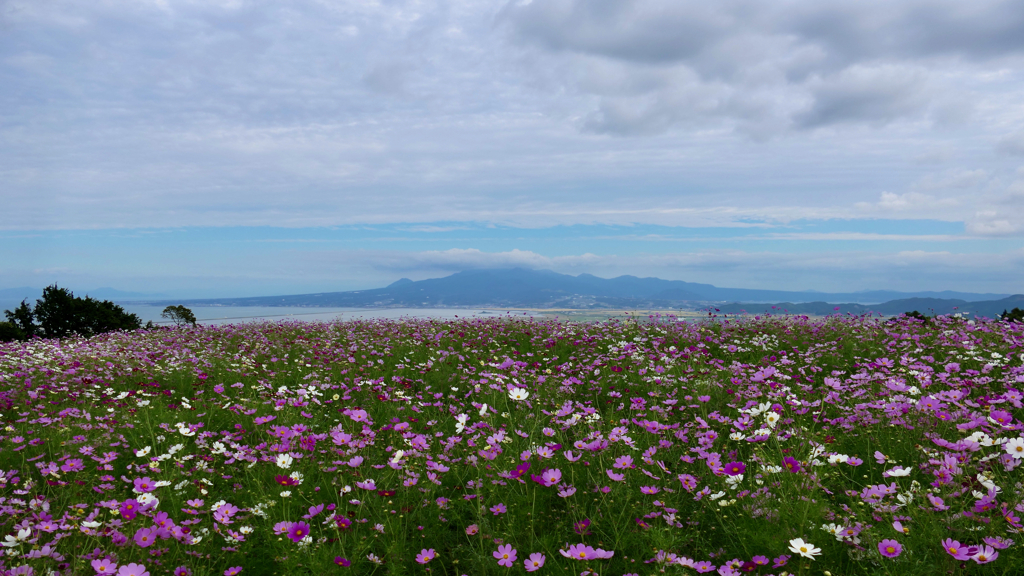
3,0,1024,295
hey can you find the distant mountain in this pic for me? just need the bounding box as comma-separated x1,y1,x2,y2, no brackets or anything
140,268,1017,314
0,287,41,301
715,295,1024,319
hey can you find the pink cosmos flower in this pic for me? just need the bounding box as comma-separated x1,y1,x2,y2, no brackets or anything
640,485,660,495
287,521,311,543
466,524,479,536
606,469,625,482
983,536,1014,549
878,539,902,558
224,568,242,576
133,477,155,493
490,503,507,515
524,552,545,572
117,564,150,576
133,528,156,548
493,544,517,567
91,559,118,575
541,468,562,486
971,545,998,564
613,455,634,469
416,549,436,564
942,539,977,561
693,561,716,573
173,567,191,576
561,544,597,560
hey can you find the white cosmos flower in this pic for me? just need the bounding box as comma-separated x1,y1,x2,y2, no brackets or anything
884,466,911,477
391,450,405,463
508,388,530,401
276,454,293,469
1005,437,1024,459
765,411,780,427
788,538,822,559
827,454,849,465
479,403,489,417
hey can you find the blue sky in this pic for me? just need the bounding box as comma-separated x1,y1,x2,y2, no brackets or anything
3,0,1024,298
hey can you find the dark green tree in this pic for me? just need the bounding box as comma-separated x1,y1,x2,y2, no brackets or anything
904,310,930,323
32,285,141,339
2,299,37,340
0,322,23,342
1001,307,1024,323
161,305,197,327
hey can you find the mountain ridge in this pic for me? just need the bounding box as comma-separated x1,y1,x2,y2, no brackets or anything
126,268,1020,317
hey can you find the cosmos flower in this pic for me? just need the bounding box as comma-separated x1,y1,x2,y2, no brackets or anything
782,456,801,473
606,469,625,482
92,559,118,575
287,522,311,543
942,539,977,561
724,462,746,476
524,552,546,572
116,564,150,576
788,538,821,559
416,549,436,564
493,544,517,567
133,527,156,548
508,388,529,401
1005,437,1024,459
971,545,998,564
878,539,902,558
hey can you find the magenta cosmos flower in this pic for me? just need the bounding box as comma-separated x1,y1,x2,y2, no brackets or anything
782,456,801,473
878,539,902,558
334,557,351,567
524,553,545,572
224,568,242,576
494,544,517,567
287,521,311,543
724,462,746,476
416,549,436,564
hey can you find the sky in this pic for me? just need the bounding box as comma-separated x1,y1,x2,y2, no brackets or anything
2,0,1024,298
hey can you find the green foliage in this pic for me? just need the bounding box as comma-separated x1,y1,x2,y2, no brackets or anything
2,284,142,340
2,299,37,341
903,310,931,323
0,321,23,342
1000,307,1024,323
162,305,198,327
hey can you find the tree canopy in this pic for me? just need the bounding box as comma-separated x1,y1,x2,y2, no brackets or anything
161,305,197,327
0,285,141,341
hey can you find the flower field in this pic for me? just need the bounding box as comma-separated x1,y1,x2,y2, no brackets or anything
0,313,1022,576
